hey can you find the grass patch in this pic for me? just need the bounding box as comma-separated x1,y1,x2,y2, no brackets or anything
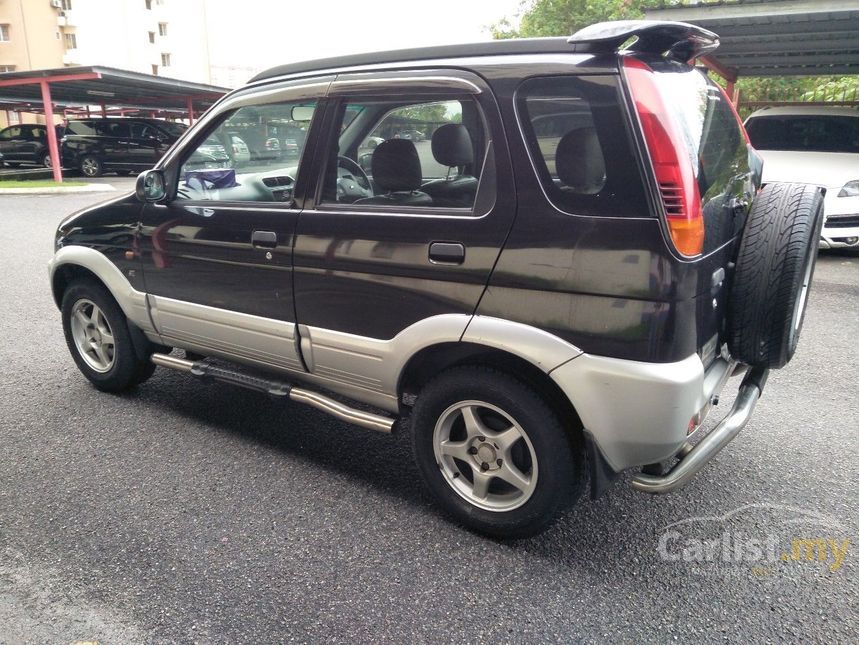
0,180,89,188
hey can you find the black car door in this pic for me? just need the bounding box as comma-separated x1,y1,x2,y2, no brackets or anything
97,120,131,170
0,125,24,161
291,70,516,393
138,77,331,373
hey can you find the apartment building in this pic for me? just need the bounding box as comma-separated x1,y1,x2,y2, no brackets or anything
0,0,212,127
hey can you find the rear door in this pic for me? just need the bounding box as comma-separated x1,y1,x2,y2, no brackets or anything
291,70,516,391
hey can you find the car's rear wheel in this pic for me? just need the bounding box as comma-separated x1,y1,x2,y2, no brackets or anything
40,151,53,168
62,280,155,391
412,366,583,538
727,182,825,369
80,155,102,177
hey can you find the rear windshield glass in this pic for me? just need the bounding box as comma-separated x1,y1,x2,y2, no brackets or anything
516,75,648,217
651,64,747,210
746,115,858,153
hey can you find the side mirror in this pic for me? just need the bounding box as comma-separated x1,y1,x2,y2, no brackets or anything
136,169,166,202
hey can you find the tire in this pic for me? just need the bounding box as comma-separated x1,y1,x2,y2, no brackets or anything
727,182,825,369
40,151,52,168
79,155,102,177
411,366,583,539
61,279,155,392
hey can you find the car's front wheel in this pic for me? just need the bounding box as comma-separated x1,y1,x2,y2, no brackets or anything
61,280,155,391
412,366,583,538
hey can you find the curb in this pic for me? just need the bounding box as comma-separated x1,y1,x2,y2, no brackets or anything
0,184,117,195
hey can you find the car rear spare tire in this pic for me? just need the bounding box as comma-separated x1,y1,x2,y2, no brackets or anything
728,182,824,369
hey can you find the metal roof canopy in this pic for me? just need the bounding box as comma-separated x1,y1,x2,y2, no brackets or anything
644,0,859,79
0,65,227,112
0,66,228,182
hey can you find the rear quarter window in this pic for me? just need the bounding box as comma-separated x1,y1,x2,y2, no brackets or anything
516,75,649,217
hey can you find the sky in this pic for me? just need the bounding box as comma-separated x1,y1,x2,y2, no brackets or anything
203,0,525,84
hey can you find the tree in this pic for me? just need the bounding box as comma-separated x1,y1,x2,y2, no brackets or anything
490,0,657,39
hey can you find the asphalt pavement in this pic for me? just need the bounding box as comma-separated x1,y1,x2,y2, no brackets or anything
0,186,857,643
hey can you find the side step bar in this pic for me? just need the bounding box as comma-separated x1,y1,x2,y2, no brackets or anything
150,353,395,434
630,367,769,494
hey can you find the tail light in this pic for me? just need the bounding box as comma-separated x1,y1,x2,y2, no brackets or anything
622,57,704,257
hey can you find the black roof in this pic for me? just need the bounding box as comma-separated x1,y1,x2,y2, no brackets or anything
250,38,575,83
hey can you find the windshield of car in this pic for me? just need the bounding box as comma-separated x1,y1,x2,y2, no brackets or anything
746,115,858,153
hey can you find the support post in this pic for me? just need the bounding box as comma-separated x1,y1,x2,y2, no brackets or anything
100,103,107,118
186,96,195,125
39,80,62,183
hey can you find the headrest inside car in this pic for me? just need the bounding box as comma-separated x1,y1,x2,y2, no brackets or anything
372,139,423,192
555,127,606,195
431,124,474,167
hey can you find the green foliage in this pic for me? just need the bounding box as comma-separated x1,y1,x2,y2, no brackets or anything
490,0,660,39
397,103,453,125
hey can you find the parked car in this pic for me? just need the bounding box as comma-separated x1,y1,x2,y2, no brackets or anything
49,21,824,538
745,105,858,248
61,118,188,177
183,136,231,171
396,129,425,141
229,135,251,165
0,123,65,168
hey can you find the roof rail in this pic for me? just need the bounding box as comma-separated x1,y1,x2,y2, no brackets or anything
568,20,719,62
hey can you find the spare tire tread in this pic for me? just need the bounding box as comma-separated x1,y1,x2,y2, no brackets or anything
728,183,823,369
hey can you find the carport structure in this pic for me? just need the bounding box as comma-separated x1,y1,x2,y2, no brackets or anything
0,66,228,182
644,0,859,100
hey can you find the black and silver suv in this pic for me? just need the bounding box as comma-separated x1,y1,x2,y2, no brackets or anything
49,21,824,538
61,117,188,177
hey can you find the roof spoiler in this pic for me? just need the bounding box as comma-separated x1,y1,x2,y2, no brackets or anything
568,20,719,62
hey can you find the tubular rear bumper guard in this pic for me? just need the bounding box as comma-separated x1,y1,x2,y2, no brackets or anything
630,366,769,494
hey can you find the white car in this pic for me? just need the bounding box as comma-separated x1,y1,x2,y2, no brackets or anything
229,135,251,165
745,105,859,248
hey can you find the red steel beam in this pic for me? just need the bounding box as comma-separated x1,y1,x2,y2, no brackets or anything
700,56,739,83
39,81,63,183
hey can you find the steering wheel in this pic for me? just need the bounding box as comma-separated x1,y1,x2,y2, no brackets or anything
336,155,372,201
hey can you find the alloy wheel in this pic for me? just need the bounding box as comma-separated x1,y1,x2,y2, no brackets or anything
432,400,538,512
69,298,115,373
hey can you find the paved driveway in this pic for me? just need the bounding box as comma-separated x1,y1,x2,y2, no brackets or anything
0,189,857,643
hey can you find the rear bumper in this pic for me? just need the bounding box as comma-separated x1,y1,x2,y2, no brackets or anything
630,366,767,493
549,351,740,473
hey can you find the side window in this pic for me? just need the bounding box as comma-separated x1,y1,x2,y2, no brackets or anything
131,122,155,139
31,127,45,140
95,121,130,137
516,75,648,217
175,100,316,203
2,126,22,139
322,97,487,210
66,121,97,136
